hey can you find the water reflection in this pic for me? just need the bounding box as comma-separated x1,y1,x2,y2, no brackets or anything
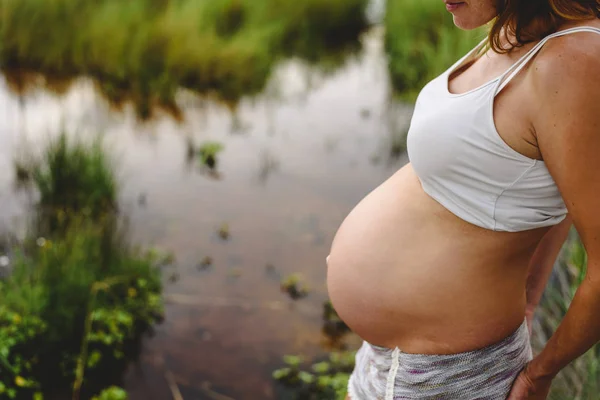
0,27,411,399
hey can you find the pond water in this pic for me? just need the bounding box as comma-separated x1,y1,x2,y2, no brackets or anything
0,27,413,399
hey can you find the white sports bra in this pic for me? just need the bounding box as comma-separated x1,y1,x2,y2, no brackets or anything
407,26,600,232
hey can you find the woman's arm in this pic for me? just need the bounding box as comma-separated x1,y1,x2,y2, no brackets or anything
521,34,600,387
525,215,571,333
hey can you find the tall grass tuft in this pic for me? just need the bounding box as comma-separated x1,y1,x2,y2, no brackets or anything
31,133,117,231
533,233,600,399
385,0,486,101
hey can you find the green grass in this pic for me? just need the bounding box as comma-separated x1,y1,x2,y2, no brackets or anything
3,134,163,399
28,133,117,232
384,0,486,101
0,0,368,118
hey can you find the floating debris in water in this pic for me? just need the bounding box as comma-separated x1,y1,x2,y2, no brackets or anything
218,223,230,240
198,141,225,169
0,255,9,267
14,161,32,184
280,274,309,300
198,256,213,271
228,267,242,278
168,272,180,283
36,237,46,247
265,263,280,280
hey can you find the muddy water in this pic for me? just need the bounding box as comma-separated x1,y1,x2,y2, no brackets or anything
0,27,412,399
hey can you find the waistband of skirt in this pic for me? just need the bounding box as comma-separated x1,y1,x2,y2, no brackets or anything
366,318,529,364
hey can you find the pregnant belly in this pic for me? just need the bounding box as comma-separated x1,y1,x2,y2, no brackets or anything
326,165,543,353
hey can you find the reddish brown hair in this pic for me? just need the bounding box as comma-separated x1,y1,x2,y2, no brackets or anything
489,0,600,52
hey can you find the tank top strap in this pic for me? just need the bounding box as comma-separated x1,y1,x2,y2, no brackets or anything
494,26,600,96
444,36,489,77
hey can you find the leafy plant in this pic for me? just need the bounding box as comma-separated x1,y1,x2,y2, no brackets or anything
0,307,46,399
0,217,163,398
91,386,128,400
273,351,355,400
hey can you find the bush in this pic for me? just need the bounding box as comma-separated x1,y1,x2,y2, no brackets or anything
0,307,46,399
0,217,163,398
385,0,485,101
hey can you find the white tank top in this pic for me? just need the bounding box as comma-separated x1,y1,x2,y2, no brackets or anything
407,26,600,232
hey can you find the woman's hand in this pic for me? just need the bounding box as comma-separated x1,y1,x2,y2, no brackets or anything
506,363,554,400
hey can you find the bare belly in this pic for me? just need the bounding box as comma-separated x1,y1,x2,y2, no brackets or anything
326,164,548,354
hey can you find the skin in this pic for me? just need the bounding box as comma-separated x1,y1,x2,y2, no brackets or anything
335,1,600,399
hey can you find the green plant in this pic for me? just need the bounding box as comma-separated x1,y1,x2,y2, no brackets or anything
0,307,46,399
197,142,225,169
0,217,163,398
273,351,355,400
91,386,128,400
385,0,485,101
280,273,309,300
32,133,117,231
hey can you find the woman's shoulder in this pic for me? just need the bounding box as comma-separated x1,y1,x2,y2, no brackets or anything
529,20,600,95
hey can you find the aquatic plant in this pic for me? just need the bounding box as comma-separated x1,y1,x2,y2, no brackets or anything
0,0,369,118
217,222,230,240
0,307,46,399
385,0,485,101
1,133,164,399
273,351,355,400
13,161,32,184
280,273,309,300
30,133,117,231
197,256,213,271
0,217,163,399
91,386,128,400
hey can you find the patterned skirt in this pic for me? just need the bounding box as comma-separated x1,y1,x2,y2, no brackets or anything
348,319,533,400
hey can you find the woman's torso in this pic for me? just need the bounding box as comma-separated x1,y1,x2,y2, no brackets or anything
327,19,600,355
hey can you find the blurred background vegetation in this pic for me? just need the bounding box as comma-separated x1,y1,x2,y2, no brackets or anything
0,0,596,399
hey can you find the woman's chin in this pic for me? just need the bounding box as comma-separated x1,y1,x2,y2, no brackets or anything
452,17,487,31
